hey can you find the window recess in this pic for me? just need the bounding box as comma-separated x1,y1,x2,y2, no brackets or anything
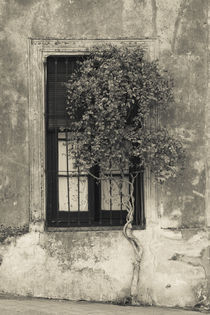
46,55,145,228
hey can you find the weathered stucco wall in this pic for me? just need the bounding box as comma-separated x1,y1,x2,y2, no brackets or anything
0,228,209,307
0,0,209,309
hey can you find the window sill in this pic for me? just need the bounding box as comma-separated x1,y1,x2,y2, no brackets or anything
46,225,145,232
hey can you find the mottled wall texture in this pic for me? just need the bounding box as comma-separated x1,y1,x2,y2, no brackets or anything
0,0,210,309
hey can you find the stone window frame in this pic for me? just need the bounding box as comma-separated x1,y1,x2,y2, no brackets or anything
28,38,159,232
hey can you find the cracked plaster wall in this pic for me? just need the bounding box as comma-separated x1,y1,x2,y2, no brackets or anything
0,228,209,307
0,0,209,308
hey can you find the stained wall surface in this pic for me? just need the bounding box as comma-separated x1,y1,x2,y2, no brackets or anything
0,0,209,309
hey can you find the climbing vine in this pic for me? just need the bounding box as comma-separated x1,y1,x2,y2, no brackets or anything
65,45,184,303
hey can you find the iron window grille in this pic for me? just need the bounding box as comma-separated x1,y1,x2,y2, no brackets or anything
46,55,145,228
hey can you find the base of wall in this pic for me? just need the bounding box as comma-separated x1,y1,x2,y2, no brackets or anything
0,226,209,308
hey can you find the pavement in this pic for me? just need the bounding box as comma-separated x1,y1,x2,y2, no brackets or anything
0,296,207,315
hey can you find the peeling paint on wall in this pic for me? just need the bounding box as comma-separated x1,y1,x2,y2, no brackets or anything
0,228,209,308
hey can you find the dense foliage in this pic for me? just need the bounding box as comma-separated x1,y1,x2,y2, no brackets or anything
66,45,184,181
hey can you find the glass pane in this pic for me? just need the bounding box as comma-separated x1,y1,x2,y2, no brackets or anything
58,140,77,175
58,132,66,139
58,133,88,175
101,176,129,211
58,176,88,212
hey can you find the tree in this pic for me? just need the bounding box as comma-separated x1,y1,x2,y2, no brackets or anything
65,45,184,304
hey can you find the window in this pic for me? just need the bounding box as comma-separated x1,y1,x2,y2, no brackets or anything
46,55,145,227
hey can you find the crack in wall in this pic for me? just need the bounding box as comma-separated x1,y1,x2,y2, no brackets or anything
151,0,157,37
170,251,209,307
172,0,191,52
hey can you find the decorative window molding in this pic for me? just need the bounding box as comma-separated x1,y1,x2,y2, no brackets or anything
28,38,159,232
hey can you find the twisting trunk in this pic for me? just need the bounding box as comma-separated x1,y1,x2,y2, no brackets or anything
122,175,143,304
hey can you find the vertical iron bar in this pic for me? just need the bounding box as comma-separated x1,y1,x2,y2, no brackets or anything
65,58,71,226
65,132,70,212
109,163,112,225
77,166,80,225
54,57,59,226
88,175,92,225
120,167,123,225
129,171,131,225
139,171,142,226
99,172,102,225
89,165,99,226
134,172,138,226
46,132,53,224
141,171,145,226
120,184,123,224
88,167,94,226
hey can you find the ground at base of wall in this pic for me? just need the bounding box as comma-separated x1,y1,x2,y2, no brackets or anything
0,295,207,315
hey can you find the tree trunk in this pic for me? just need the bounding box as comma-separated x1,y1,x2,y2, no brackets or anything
123,176,143,304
